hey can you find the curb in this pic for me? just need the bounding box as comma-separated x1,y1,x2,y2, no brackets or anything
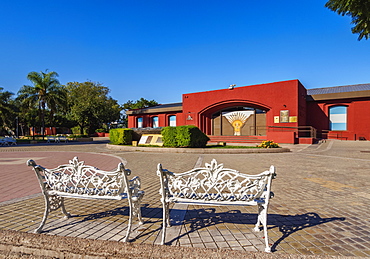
106,144,291,154
0,230,340,259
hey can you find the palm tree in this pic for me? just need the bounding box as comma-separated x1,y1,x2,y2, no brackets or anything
325,0,370,40
0,87,15,134
17,71,66,136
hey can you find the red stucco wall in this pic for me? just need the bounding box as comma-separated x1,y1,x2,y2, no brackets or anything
181,80,304,134
307,97,370,141
127,79,370,143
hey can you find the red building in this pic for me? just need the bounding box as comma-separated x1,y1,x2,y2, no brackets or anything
126,80,370,144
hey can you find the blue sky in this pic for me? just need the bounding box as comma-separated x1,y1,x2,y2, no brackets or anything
1,0,369,104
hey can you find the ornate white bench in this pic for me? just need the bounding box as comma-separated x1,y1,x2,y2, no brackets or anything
157,159,276,252
0,136,17,146
46,136,58,143
57,136,68,142
27,157,144,242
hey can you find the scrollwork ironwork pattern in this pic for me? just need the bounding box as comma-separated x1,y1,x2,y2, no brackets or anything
48,195,64,211
166,159,271,203
41,157,130,197
27,157,144,241
157,159,276,252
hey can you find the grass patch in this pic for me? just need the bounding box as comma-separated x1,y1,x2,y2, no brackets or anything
206,145,259,149
109,143,260,148
137,144,163,147
109,143,272,149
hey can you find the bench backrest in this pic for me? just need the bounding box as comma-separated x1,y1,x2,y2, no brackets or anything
157,159,276,203
27,157,134,198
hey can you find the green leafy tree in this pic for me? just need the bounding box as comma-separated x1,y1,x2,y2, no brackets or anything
121,98,158,127
17,71,66,136
0,87,16,135
122,98,158,110
325,0,370,40
66,81,122,135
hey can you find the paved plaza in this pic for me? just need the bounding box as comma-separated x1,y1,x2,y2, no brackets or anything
0,140,370,258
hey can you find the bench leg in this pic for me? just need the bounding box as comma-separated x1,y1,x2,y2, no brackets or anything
161,199,170,245
124,214,133,242
35,194,70,234
60,198,71,218
124,193,144,242
133,196,144,225
254,203,271,252
35,199,50,234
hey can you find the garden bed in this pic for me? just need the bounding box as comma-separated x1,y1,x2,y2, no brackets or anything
106,144,290,154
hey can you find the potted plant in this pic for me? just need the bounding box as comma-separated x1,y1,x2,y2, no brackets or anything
95,128,105,137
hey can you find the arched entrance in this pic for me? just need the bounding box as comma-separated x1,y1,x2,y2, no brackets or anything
212,106,267,136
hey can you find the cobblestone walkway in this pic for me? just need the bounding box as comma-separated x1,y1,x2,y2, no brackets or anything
1,140,370,257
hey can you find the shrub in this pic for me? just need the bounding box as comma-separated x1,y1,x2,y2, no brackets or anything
110,128,133,145
95,128,105,133
71,126,87,135
68,134,88,138
161,127,178,147
186,126,210,148
162,125,209,148
257,140,280,148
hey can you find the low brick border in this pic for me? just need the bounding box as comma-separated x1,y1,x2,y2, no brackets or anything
106,144,290,154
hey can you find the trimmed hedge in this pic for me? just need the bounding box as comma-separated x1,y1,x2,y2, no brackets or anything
161,125,209,148
161,126,178,147
109,128,133,145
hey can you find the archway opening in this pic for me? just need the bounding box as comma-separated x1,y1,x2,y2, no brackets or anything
211,106,267,136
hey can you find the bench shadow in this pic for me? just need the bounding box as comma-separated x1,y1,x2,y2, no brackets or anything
38,204,345,252
41,204,160,234
268,212,345,252
163,208,345,251
41,206,131,233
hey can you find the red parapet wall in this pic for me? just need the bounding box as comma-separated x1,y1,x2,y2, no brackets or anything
267,131,296,144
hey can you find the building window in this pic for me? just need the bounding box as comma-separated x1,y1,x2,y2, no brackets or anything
329,106,347,131
137,117,143,128
169,115,176,126
152,116,159,128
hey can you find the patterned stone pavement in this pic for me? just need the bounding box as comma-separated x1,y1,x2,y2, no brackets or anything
0,140,370,257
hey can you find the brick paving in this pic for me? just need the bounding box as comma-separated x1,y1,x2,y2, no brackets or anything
1,140,370,257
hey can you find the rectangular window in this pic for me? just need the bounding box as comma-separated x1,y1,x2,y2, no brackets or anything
169,115,176,126
152,117,159,128
137,117,143,128
329,106,347,131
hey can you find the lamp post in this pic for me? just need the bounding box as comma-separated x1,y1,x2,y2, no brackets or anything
15,116,19,138
31,115,36,140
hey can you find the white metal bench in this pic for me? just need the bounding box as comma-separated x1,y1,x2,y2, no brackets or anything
0,136,17,146
57,136,68,142
46,136,58,143
157,159,276,252
27,157,144,242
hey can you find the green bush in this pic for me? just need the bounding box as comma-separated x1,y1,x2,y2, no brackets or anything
109,128,133,145
68,134,88,138
162,125,209,148
71,126,87,135
161,127,178,147
175,126,192,147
